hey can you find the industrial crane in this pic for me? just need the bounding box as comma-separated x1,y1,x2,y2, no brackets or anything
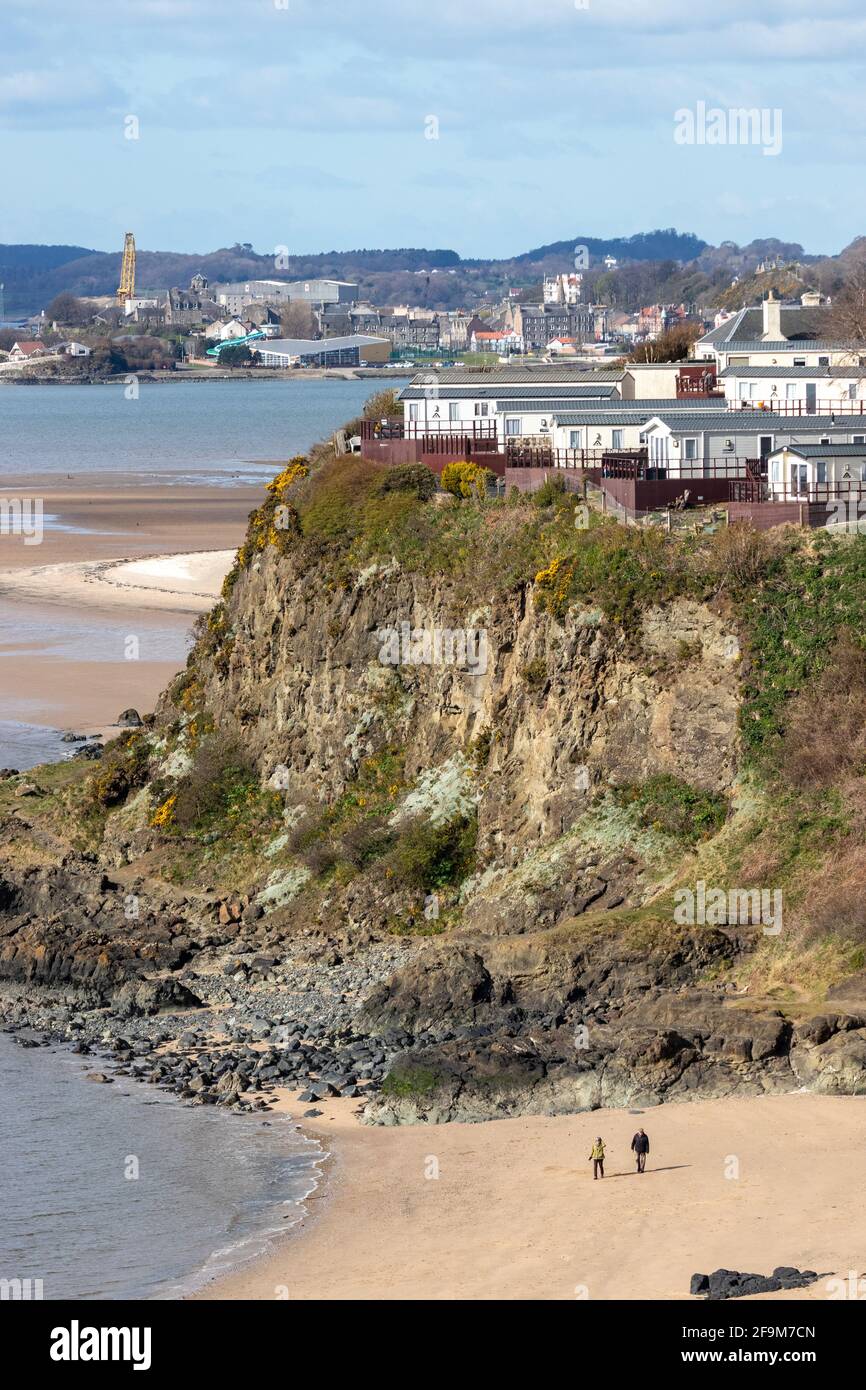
116,232,136,304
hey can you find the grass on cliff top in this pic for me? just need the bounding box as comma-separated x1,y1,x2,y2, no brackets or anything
0,758,107,853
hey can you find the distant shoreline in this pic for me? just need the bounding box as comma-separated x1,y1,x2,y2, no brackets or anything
0,366,408,387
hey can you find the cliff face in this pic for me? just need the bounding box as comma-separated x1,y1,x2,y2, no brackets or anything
188,549,739,876
3,469,866,1122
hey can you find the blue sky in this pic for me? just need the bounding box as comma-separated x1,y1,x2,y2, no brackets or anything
2,0,866,258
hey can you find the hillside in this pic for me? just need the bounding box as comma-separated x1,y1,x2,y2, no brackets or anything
2,449,866,1122
2,228,837,317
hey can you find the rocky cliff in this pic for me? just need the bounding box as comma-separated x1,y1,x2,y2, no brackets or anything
3,457,866,1120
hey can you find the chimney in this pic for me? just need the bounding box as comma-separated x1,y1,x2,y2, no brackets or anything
762,289,783,341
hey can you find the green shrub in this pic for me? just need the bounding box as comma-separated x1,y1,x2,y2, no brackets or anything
377,463,437,499
520,657,548,690
88,731,150,808
614,775,729,844
171,735,260,831
387,811,478,890
532,474,569,508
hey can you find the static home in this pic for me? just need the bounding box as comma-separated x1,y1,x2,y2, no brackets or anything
767,442,866,499
720,364,866,412
642,411,866,474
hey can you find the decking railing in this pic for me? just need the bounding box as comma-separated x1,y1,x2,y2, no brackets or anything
732,399,866,416
360,418,498,441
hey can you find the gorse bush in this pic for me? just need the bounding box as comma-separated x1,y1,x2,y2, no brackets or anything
440,461,494,500
89,731,151,808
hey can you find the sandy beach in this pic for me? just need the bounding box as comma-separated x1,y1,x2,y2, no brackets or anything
198,1092,866,1302
0,474,259,737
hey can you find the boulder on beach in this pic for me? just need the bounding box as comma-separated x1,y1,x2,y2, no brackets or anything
116,708,143,727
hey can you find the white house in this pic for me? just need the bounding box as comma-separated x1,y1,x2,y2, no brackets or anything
469,328,524,355
59,341,91,357
695,292,862,371
720,365,866,414
204,318,250,342
766,443,866,499
641,411,866,476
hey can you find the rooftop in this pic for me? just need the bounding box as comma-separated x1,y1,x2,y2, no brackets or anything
407,366,624,386
770,443,866,457
644,412,866,433
720,364,866,378
698,304,831,347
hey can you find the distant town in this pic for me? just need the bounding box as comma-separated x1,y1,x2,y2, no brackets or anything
0,228,856,380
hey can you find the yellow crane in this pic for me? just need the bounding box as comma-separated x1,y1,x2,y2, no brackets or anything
116,232,136,303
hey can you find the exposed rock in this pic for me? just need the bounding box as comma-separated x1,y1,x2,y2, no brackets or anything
692,1266,820,1300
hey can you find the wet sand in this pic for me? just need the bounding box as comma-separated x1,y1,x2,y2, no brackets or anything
0,475,260,734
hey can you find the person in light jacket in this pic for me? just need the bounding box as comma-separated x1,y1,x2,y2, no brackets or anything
589,1136,606,1180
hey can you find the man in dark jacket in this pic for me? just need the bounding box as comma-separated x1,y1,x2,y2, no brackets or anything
631,1127,650,1173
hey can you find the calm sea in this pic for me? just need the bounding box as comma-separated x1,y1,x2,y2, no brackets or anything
0,376,407,481
0,376,407,768
0,1032,321,1300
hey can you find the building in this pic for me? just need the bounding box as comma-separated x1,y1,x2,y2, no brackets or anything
58,341,91,357
766,442,866,500
376,314,440,352
694,292,849,369
254,334,390,367
204,318,252,342
212,278,357,316
641,410,866,473
720,364,866,413
282,278,357,305
510,303,596,352
8,340,46,360
544,273,583,305
165,286,208,328
470,328,524,355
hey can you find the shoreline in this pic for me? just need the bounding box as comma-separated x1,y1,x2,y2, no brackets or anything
0,366,406,387
0,1024,328,1301
195,1090,866,1302
6,989,865,1304
0,477,257,743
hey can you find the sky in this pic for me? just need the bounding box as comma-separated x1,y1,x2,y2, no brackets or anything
2,0,866,260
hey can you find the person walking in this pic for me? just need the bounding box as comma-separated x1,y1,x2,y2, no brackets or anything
631,1127,650,1173
589,1136,606,1180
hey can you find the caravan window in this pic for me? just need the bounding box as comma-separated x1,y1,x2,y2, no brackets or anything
569,430,582,448
505,418,521,436
816,461,828,484
612,429,623,449
683,438,698,460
